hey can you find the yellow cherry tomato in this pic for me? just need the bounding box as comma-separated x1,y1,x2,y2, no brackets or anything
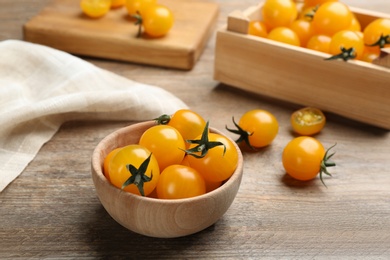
282,136,336,185
283,137,325,181
268,27,301,46
139,125,186,171
307,34,331,53
289,19,314,47
248,21,268,38
162,109,207,148
227,109,279,149
347,15,361,32
156,165,206,199
103,147,121,181
291,107,326,136
312,2,353,36
141,4,174,38
187,132,238,183
108,144,160,196
181,155,222,193
363,18,390,53
262,0,298,30
329,30,364,60
80,0,111,18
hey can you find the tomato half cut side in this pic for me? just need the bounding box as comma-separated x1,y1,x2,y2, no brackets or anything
291,107,326,136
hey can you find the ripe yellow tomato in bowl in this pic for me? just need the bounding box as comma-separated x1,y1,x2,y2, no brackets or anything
91,121,244,238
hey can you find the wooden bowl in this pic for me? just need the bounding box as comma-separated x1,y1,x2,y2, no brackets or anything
91,121,244,238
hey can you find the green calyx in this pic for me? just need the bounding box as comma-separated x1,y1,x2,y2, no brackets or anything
132,11,143,38
122,153,153,196
154,114,171,125
226,117,255,150
367,34,390,49
325,47,356,61
304,5,319,21
319,143,337,187
185,121,226,158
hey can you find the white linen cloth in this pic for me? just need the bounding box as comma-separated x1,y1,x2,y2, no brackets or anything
0,40,188,192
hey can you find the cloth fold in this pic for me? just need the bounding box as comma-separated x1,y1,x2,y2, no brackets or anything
0,39,188,192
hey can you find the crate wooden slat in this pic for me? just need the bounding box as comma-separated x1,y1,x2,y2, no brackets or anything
214,3,390,129
24,0,219,70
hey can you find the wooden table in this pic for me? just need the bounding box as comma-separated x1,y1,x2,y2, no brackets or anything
1,0,390,258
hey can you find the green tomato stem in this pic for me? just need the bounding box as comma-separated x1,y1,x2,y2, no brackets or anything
319,143,337,187
122,153,153,196
132,11,143,38
185,121,226,158
325,47,356,61
226,117,255,150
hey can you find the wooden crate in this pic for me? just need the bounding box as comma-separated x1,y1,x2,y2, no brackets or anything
214,3,390,129
24,0,219,70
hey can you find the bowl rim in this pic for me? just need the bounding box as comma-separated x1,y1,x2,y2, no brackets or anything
91,120,244,203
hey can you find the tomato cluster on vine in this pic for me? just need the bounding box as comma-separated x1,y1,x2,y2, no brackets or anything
80,0,174,38
249,0,390,62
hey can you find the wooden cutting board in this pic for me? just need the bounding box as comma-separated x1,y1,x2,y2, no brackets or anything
23,0,219,70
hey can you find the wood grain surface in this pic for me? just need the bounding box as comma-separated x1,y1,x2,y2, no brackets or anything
1,0,390,259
